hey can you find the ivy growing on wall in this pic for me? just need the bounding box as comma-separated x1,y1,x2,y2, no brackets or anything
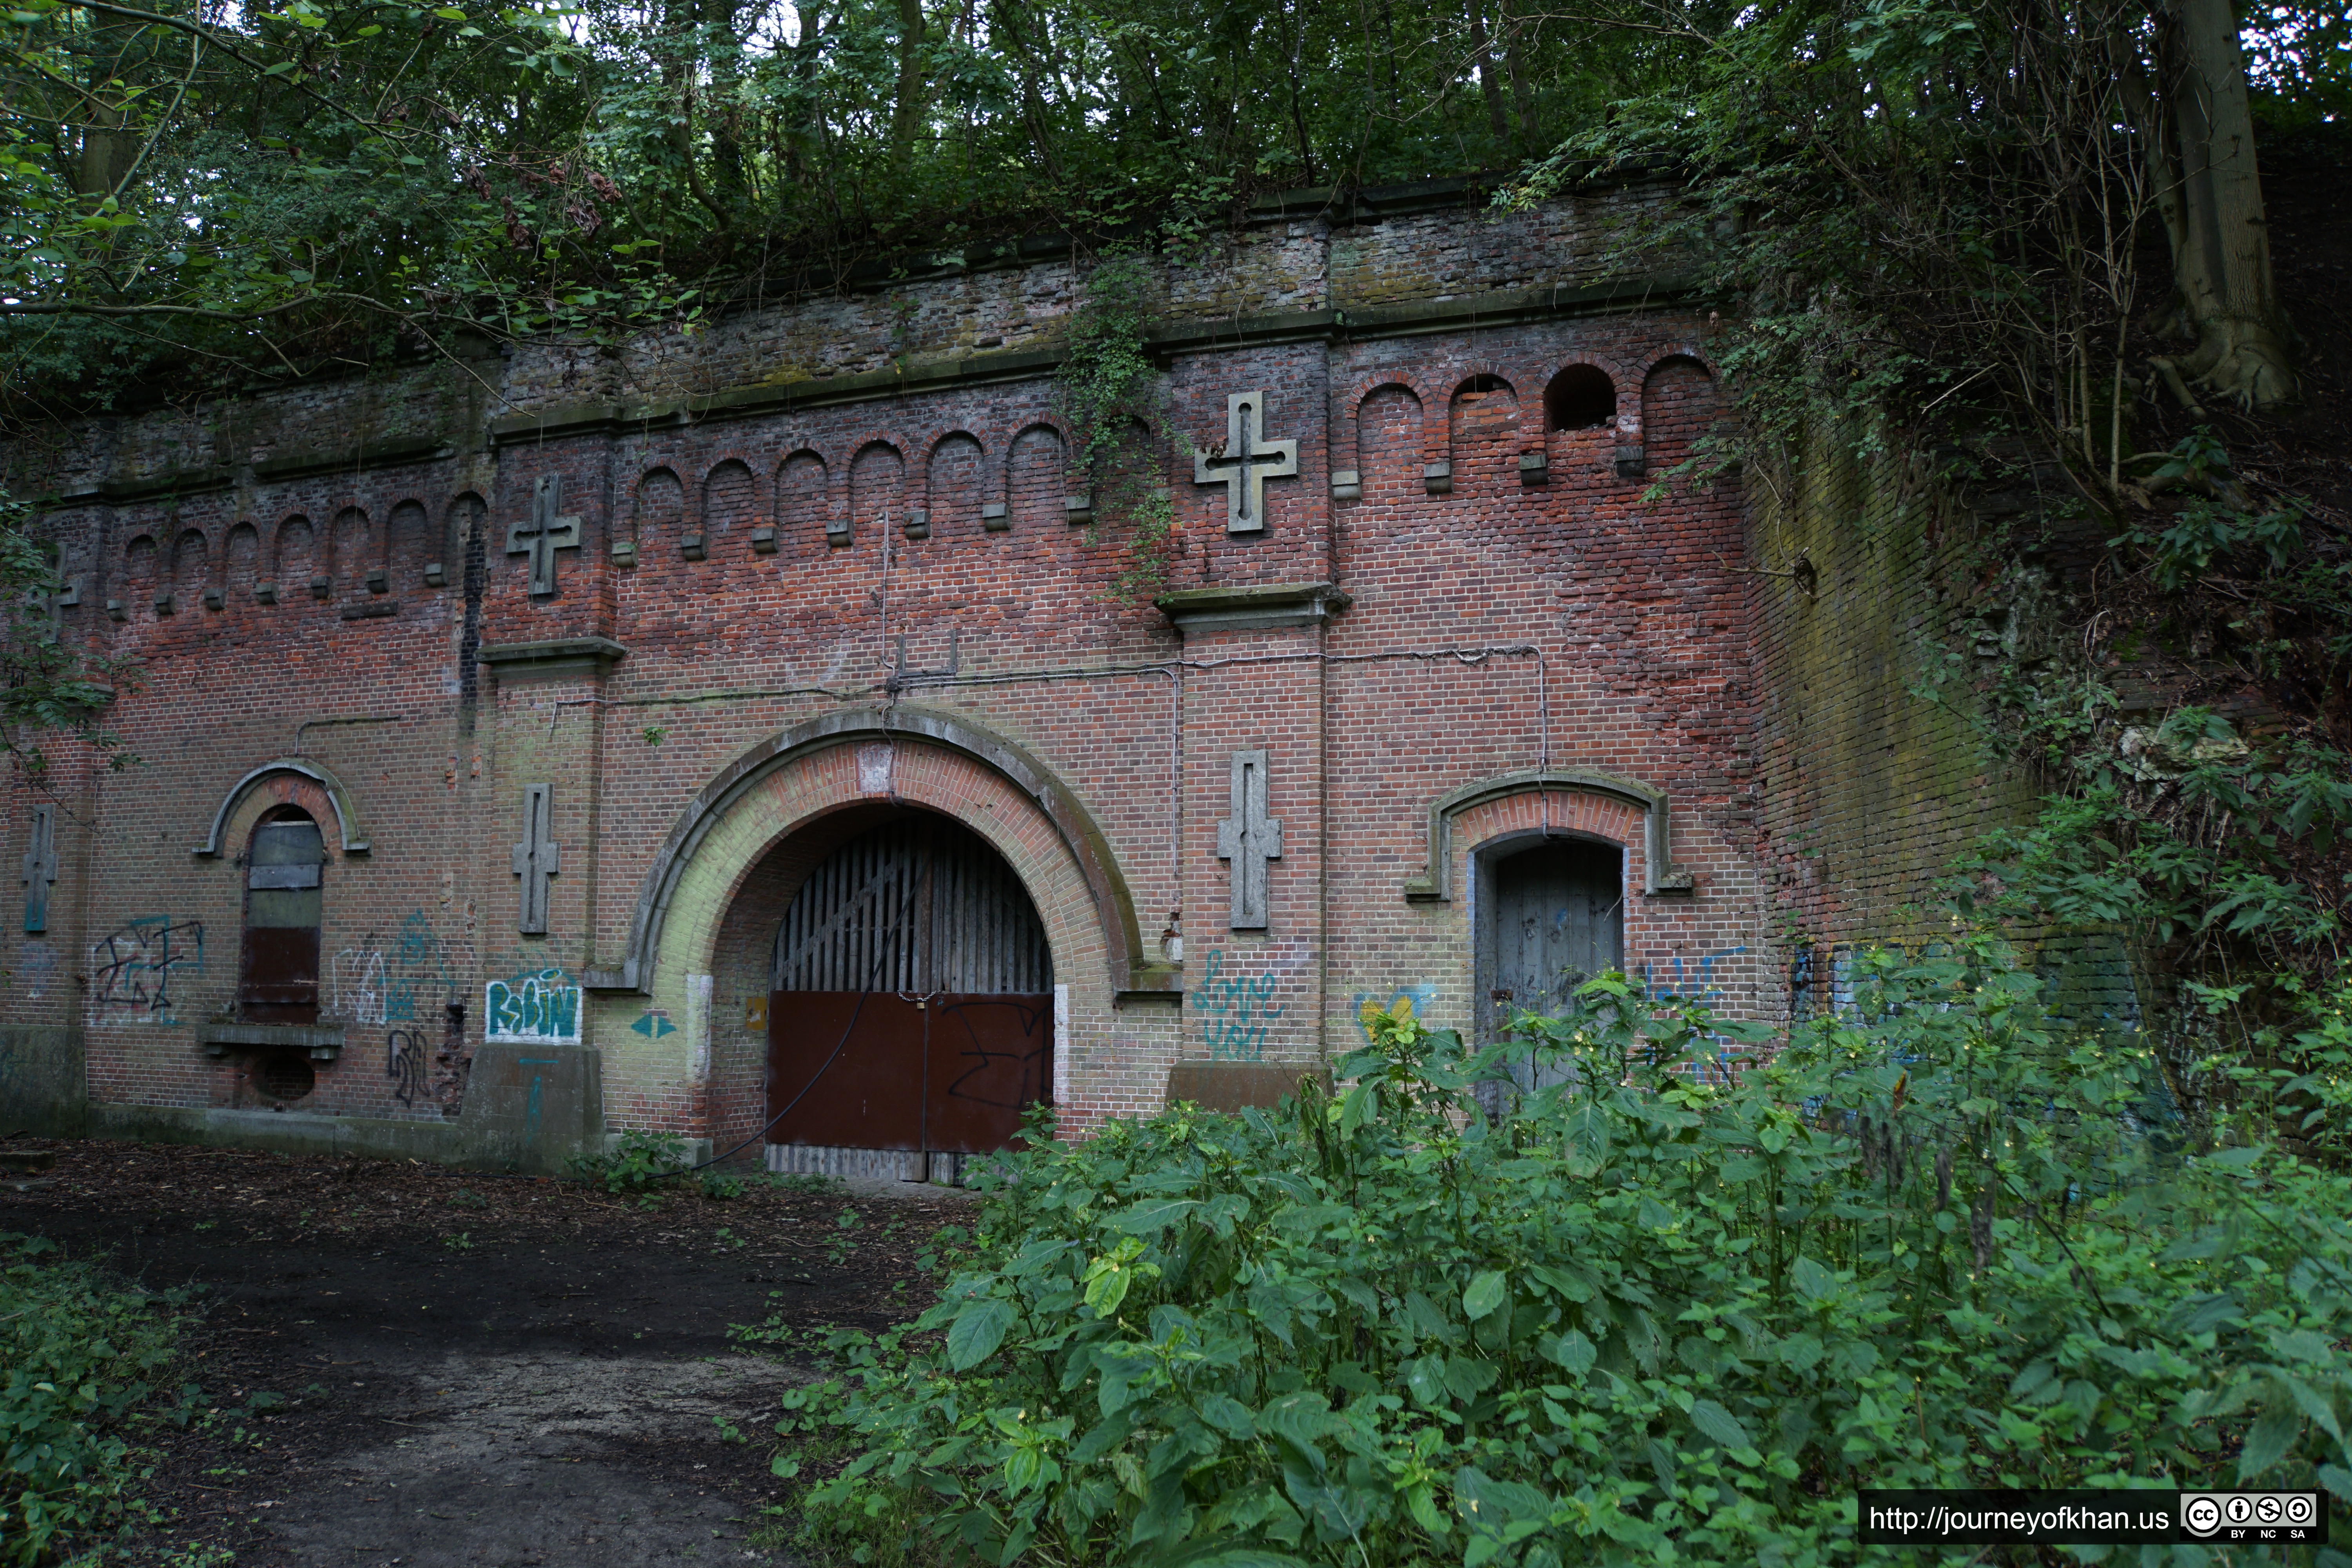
1056,251,1187,606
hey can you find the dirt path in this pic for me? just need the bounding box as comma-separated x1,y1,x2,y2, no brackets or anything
0,1138,969,1567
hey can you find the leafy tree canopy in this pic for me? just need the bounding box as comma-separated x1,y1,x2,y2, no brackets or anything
6,0,2339,412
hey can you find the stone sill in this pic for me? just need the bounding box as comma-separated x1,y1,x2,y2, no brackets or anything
196,1022,346,1061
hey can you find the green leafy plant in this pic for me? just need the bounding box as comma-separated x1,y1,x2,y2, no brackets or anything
571,1130,691,1194
755,956,2352,1566
700,1169,745,1201
824,1210,862,1268
1,1232,187,1564
441,1231,474,1251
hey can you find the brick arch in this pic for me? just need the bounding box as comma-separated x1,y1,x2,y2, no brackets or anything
773,447,832,539
1402,766,1686,902
193,757,371,858
1538,361,1627,430
1446,368,1522,490
922,428,989,530
1449,789,1648,907
1004,421,1073,530
1336,370,1442,465
846,438,909,534
696,450,767,536
594,706,1146,1002
624,465,686,544
1625,345,1715,444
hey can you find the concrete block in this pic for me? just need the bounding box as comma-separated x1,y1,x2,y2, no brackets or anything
1165,1060,1329,1114
462,1043,605,1175
0,1027,86,1136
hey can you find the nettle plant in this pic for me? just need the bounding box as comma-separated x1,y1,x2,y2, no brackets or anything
760,949,2352,1566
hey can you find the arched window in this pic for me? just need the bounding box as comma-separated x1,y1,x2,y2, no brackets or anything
240,808,324,1022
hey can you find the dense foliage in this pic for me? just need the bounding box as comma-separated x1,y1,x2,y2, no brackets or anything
0,1232,186,1564
757,965,2352,1565
4,0,2347,411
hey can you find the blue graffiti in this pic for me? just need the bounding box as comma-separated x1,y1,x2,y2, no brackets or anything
1192,948,1283,1062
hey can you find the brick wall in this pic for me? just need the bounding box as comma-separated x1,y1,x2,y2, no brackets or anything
2,175,1798,1156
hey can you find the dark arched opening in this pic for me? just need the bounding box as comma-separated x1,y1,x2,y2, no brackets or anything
765,813,1053,1164
1544,365,1618,431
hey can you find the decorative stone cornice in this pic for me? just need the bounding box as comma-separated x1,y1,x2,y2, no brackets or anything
476,638,628,682
1154,583,1351,636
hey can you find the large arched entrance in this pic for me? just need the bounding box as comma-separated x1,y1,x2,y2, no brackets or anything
764,811,1054,1167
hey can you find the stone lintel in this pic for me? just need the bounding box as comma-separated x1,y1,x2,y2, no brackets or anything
477,637,628,683
1154,583,1351,637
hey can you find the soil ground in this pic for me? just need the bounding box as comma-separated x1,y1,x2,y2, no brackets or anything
0,1137,970,1567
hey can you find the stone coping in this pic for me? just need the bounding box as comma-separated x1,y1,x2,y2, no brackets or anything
484,275,1700,448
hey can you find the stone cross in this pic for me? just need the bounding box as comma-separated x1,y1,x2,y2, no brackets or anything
508,475,582,597
21,803,56,935
1192,390,1298,535
1216,750,1282,930
512,784,560,935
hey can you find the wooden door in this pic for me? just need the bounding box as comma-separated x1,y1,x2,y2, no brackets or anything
1484,840,1622,1093
765,817,1053,1155
240,816,323,1022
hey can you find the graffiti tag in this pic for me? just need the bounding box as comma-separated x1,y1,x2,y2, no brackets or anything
91,917,204,1023
485,967,581,1044
1193,947,1282,1062
332,949,388,1025
387,1026,431,1109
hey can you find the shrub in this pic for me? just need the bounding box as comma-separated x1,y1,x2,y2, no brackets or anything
766,945,2352,1566
0,1234,186,1564
572,1130,690,1193
701,1168,747,1201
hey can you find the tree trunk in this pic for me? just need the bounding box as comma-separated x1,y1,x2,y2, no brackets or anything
1468,0,1506,143
1502,0,1537,149
2149,0,2296,410
888,0,927,175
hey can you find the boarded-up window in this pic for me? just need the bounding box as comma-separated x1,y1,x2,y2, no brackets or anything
241,811,324,1022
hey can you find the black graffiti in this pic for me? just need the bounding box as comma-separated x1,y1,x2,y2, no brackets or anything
91,919,204,1019
938,1000,1049,1109
387,1027,431,1109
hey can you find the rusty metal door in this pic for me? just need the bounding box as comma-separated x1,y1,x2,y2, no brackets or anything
240,815,323,1022
766,817,1052,1154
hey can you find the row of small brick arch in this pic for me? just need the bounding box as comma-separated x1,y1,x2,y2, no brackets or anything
104,495,484,617
617,349,1716,543
94,350,1715,603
